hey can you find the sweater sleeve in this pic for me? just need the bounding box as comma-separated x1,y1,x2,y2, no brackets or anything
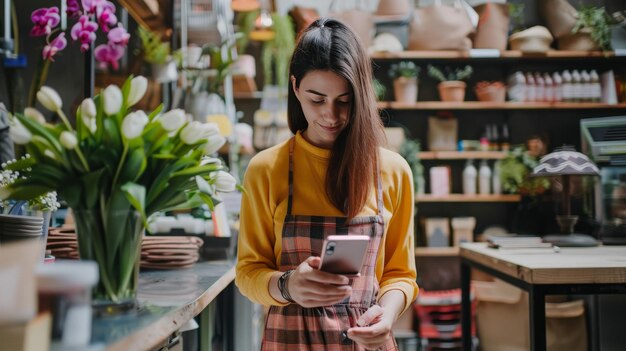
378,156,419,313
235,156,288,306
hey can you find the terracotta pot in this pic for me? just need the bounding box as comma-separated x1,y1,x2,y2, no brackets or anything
393,77,418,104
438,81,466,102
475,85,506,102
558,29,600,51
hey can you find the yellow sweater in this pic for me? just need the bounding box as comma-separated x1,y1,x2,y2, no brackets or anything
235,132,418,312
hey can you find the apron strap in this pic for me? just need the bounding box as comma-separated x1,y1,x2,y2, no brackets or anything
376,157,383,217
287,137,296,215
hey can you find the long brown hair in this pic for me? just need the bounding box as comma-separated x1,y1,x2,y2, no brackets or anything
287,18,384,219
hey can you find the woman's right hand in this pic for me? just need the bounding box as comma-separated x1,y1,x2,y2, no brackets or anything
288,256,352,308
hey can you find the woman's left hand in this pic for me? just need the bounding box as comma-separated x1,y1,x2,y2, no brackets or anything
346,305,394,350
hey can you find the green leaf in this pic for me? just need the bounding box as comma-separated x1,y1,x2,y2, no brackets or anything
4,185,53,201
59,183,82,208
120,148,147,183
81,169,106,208
103,118,123,151
121,182,147,224
15,114,63,153
148,104,164,121
171,164,220,178
3,157,36,171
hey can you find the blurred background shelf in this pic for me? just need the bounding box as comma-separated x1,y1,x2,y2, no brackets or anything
378,101,626,110
417,194,521,203
419,151,507,160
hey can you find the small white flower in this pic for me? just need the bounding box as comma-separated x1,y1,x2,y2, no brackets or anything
103,85,123,115
214,171,236,192
157,109,186,132
121,111,149,140
60,131,78,149
36,86,63,111
23,107,46,124
180,121,205,144
9,119,32,144
203,134,226,155
127,76,148,106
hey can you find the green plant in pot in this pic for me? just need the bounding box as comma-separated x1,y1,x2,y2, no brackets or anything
137,27,176,83
388,61,420,104
570,6,620,52
427,65,473,102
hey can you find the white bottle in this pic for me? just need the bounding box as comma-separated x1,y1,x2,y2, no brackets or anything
590,70,601,102
561,70,572,102
462,160,477,195
492,161,502,195
580,70,591,102
571,70,582,102
552,72,563,102
478,160,491,195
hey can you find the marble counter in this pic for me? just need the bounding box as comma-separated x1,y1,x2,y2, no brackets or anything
54,260,235,351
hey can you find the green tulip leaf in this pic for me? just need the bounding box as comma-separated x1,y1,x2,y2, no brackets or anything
103,118,123,151
120,148,147,183
121,182,147,224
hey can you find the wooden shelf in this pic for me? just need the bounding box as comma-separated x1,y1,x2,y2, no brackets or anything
419,151,507,160
370,50,622,60
415,247,460,257
378,101,626,110
417,194,521,202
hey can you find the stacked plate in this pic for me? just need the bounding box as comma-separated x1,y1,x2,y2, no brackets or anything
46,227,203,269
47,227,79,259
141,236,203,269
0,214,44,243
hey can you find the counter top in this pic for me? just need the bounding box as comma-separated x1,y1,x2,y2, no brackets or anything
460,242,626,284
56,260,235,351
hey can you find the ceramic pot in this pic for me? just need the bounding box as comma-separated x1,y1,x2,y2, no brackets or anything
151,59,178,83
558,30,600,51
438,81,466,102
509,26,554,53
393,76,418,104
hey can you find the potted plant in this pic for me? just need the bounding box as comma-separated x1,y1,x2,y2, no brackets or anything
138,27,177,83
567,6,619,52
427,65,473,102
388,61,420,104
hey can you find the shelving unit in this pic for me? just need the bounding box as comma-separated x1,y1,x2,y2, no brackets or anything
417,194,521,203
371,50,623,60
415,247,460,257
418,151,506,160
379,101,626,110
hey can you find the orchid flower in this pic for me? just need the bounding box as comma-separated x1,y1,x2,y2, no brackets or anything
94,43,124,70
30,7,60,37
96,1,117,32
66,0,82,18
71,15,98,52
42,33,67,61
107,24,130,48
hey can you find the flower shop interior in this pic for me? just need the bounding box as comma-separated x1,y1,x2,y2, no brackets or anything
1,0,626,350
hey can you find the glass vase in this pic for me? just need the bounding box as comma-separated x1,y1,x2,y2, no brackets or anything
72,209,143,315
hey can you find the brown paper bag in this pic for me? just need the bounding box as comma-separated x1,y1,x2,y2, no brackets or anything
409,0,474,50
473,2,510,51
328,1,374,48
539,0,579,39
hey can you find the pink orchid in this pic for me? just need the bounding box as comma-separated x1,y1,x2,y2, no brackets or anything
107,24,130,48
81,0,105,15
71,15,98,52
96,1,117,32
30,7,60,37
66,0,82,18
95,43,124,70
42,33,67,61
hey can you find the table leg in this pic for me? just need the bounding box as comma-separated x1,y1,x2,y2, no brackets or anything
529,285,546,351
461,260,472,351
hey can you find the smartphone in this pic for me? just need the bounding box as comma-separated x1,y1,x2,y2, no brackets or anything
319,235,370,277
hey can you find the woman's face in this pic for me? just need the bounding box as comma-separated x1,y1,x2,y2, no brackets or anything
292,70,352,149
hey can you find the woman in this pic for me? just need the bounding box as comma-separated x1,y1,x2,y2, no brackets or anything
236,18,418,350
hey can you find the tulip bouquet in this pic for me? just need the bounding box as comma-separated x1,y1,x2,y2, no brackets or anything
1,75,234,306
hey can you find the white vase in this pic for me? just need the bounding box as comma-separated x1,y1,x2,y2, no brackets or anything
151,59,178,83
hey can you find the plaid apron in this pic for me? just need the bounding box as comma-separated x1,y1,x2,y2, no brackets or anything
262,138,397,351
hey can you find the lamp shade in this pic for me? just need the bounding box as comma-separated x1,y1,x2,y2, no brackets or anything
532,145,600,177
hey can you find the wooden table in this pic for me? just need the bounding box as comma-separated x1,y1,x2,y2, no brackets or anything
459,243,626,351
52,260,236,351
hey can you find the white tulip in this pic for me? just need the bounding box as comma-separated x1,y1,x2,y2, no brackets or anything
103,85,123,115
203,134,226,155
9,119,32,144
121,111,149,140
60,131,78,149
81,98,97,120
180,121,205,144
203,122,221,139
24,107,46,124
214,171,236,192
127,76,148,106
157,109,186,132
36,86,63,111
44,149,57,160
